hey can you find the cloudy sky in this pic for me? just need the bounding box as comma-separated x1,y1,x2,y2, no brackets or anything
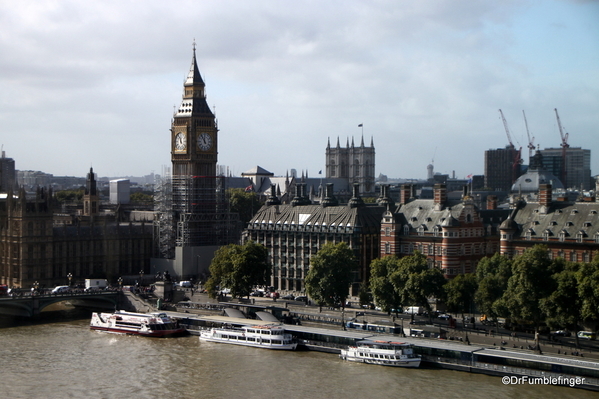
1,0,598,181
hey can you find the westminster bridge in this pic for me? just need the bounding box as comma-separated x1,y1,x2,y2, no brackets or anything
0,291,120,317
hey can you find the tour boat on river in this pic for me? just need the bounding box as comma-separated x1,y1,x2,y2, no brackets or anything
199,324,297,350
340,340,421,367
90,310,186,337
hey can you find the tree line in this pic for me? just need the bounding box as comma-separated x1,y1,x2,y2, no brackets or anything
371,244,599,345
204,240,599,341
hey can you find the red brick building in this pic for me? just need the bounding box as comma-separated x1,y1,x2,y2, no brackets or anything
380,184,509,278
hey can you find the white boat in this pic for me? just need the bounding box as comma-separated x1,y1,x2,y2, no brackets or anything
199,324,297,350
340,339,421,367
90,310,186,337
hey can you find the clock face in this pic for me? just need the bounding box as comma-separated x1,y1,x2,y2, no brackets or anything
175,132,187,151
197,133,213,151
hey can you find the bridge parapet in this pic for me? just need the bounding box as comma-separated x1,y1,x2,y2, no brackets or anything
0,291,120,317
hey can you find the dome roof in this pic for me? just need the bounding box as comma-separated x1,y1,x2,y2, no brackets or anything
511,169,564,193
500,217,518,230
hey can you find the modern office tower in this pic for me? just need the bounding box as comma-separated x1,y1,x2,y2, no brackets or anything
484,146,522,191
539,147,591,190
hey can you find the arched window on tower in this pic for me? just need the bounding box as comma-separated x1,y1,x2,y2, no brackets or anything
354,159,360,177
330,160,336,177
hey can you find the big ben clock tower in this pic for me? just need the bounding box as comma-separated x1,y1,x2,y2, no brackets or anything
171,43,218,179
171,43,220,246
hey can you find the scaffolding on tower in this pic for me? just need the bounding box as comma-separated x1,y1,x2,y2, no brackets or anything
171,174,240,247
153,166,175,259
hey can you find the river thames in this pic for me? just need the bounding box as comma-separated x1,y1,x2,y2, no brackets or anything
0,310,594,399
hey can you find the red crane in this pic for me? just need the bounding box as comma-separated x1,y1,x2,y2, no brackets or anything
554,108,569,186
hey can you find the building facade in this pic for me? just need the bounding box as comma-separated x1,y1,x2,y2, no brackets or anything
380,184,510,278
0,151,16,193
539,147,591,190
0,177,153,289
499,184,599,262
244,183,384,294
484,145,522,191
326,136,375,194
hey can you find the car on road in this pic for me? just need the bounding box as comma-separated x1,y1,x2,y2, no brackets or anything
250,291,264,297
577,331,596,340
437,313,451,320
294,295,308,302
51,286,71,294
551,330,571,337
281,294,295,300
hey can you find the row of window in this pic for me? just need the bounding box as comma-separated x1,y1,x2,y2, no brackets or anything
383,242,497,256
504,248,594,263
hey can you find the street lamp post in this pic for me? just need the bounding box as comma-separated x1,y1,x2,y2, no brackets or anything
33,281,39,296
67,273,72,287
139,270,144,287
118,277,123,290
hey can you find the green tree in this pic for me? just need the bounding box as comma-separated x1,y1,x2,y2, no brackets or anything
357,281,372,308
227,188,262,225
390,252,446,315
369,256,402,314
501,245,559,347
130,191,153,204
474,253,512,324
54,189,84,203
305,242,357,311
444,273,477,317
205,241,271,299
577,254,599,327
541,263,581,344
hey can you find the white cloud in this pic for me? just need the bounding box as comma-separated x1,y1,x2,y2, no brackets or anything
0,0,597,181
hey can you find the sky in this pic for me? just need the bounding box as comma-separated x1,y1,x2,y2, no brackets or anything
1,0,598,181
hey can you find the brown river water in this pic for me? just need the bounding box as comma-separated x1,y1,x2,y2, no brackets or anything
0,309,594,399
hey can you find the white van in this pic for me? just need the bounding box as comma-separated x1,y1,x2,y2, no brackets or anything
179,281,193,288
51,286,70,294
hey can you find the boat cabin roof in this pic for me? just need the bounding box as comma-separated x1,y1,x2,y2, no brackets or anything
358,339,408,346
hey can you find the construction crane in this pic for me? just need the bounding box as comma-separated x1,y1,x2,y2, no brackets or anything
554,108,570,186
499,109,522,184
499,109,515,148
522,110,535,161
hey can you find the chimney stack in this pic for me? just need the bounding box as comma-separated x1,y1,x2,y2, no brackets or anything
400,185,411,205
487,195,497,210
539,184,552,208
434,184,447,206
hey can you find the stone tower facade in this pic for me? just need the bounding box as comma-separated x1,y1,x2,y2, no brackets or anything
326,136,375,194
167,45,237,248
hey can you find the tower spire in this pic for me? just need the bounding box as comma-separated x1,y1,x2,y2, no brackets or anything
185,40,205,87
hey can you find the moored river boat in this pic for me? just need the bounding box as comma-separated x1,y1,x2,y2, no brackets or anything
340,339,421,367
199,324,297,350
90,310,186,337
